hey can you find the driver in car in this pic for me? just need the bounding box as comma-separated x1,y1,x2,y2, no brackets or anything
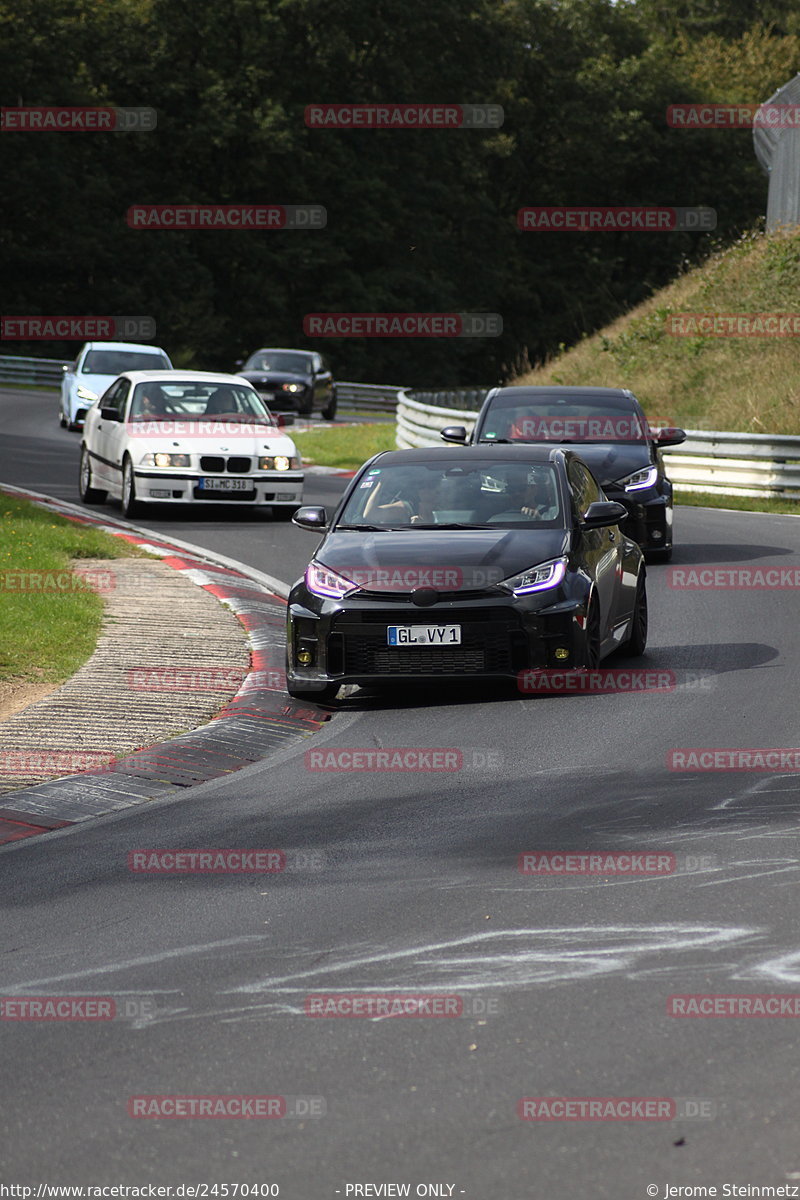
364,471,441,524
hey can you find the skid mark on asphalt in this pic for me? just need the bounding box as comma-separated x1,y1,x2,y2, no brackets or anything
225,925,757,992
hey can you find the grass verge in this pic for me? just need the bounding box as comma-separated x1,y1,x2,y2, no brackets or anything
293,423,396,470
0,491,149,684
675,490,800,515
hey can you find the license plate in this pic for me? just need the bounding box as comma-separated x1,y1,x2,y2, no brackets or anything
198,477,251,492
258,391,275,402
387,625,461,646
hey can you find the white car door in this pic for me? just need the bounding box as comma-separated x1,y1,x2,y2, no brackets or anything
91,379,129,490
101,379,132,494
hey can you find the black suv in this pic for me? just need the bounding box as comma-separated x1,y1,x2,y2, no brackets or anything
236,348,337,419
441,385,685,561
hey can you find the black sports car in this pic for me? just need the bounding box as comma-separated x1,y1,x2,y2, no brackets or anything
285,445,647,701
441,385,686,561
236,348,337,419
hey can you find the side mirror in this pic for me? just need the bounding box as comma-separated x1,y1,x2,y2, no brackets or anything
292,506,328,531
276,413,295,428
99,407,121,422
581,500,627,529
653,426,686,448
440,425,468,444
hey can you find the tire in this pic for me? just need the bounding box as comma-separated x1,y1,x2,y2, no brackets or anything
78,446,107,504
59,411,68,428
645,545,673,563
121,456,142,518
272,505,298,520
581,598,602,668
321,388,338,421
286,679,340,703
624,574,648,656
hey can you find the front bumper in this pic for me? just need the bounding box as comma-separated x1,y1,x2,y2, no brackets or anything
603,485,672,550
286,589,586,686
133,470,304,505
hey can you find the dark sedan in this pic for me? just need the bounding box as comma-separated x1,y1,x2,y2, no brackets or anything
441,385,686,561
236,348,337,419
285,445,647,701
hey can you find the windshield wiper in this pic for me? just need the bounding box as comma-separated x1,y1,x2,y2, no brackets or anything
409,523,494,530
336,523,407,531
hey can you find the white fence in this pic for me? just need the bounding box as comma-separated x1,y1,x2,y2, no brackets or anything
396,391,800,500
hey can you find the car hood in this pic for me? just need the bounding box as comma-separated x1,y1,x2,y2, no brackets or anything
125,424,298,457
318,528,569,591
74,372,120,395
559,442,650,487
238,371,311,387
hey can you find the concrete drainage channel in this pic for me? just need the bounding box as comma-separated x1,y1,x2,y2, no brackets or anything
0,484,332,847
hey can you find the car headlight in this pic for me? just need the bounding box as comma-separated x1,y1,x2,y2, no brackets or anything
501,556,567,596
281,383,305,392
139,453,191,468
259,455,300,470
76,385,98,401
305,560,359,600
616,466,658,492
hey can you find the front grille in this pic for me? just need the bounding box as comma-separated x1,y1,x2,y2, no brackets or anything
199,455,252,473
332,614,519,676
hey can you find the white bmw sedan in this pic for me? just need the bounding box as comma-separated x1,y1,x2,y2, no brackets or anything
79,370,304,518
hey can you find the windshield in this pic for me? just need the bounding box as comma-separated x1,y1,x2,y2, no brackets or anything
338,461,563,529
82,350,170,374
128,381,275,423
479,392,648,444
243,351,312,375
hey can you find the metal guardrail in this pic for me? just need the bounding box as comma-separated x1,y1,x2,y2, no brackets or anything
396,392,800,499
0,355,68,387
0,356,404,413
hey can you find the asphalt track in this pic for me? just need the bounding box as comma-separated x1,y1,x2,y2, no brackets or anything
2,387,800,1197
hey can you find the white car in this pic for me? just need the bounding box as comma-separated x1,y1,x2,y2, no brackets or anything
79,370,304,518
61,342,172,429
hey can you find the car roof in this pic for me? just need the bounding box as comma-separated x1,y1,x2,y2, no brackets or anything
486,385,635,399
367,445,568,466
248,347,313,356
79,342,169,354
114,370,254,385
